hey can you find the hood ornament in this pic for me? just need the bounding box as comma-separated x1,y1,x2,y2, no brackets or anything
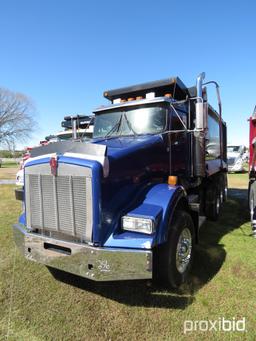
50,154,58,176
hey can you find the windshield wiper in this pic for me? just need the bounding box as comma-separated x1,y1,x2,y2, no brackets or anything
123,113,137,136
104,116,122,138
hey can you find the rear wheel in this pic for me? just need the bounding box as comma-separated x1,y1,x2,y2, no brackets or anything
154,210,195,288
219,173,228,203
205,183,221,221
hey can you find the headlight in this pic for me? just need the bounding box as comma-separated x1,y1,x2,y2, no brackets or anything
122,216,155,234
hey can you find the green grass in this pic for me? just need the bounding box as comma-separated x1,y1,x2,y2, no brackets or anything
1,162,19,168
0,176,255,340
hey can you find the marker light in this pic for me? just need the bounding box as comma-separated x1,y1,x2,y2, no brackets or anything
113,98,121,104
146,92,155,99
168,176,178,186
122,216,154,234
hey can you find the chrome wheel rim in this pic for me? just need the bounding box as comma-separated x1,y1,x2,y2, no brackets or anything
216,196,220,214
176,228,192,274
220,190,224,203
224,186,228,200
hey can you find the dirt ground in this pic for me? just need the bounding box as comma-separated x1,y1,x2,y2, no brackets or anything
0,165,19,180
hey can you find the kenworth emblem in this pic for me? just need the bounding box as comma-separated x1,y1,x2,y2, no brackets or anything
97,260,111,272
50,155,58,176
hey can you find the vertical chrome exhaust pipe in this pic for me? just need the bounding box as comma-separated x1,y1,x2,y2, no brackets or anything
72,117,77,140
194,72,206,177
196,72,205,100
195,72,205,130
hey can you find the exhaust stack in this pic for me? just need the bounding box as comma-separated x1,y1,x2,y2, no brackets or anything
194,72,206,177
72,117,77,140
195,72,205,130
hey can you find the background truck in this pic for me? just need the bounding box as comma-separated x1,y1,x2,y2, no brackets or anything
227,145,246,173
15,115,94,187
13,72,227,288
44,114,94,142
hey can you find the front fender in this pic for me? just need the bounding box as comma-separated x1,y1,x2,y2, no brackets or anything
104,183,187,249
141,183,187,247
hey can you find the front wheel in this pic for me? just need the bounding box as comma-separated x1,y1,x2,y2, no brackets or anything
154,210,195,288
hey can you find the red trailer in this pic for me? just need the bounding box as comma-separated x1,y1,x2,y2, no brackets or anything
248,106,256,237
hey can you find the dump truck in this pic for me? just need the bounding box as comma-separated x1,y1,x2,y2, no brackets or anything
13,72,227,288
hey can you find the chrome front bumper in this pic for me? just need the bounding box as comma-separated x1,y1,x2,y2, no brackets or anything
13,224,152,281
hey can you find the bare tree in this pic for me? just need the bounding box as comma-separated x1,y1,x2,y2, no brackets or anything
0,87,37,148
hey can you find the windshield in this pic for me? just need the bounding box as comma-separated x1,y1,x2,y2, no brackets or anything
93,105,167,138
227,146,241,153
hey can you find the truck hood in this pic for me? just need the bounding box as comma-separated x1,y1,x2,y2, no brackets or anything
29,135,166,177
93,134,168,181
93,135,164,159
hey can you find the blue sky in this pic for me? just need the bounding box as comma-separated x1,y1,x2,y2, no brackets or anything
0,0,255,148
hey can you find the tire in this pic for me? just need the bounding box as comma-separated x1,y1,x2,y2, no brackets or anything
205,183,221,221
220,173,228,203
154,210,195,288
224,176,228,202
249,180,256,218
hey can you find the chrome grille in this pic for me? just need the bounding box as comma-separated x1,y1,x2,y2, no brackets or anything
25,163,93,242
29,174,42,227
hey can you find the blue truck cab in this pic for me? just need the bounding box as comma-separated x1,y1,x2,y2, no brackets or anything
13,73,227,288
